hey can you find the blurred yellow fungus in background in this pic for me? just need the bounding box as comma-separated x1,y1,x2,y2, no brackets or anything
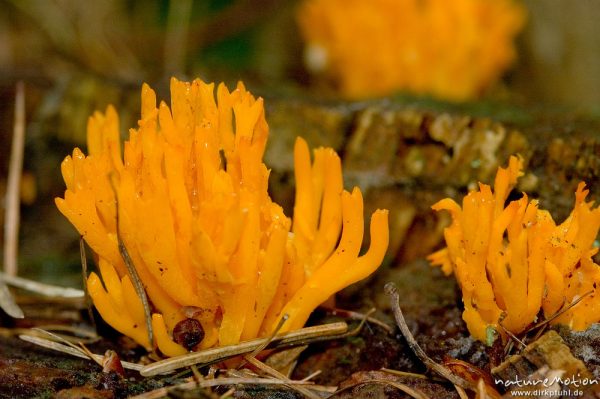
56,78,389,356
297,0,526,101
429,156,600,342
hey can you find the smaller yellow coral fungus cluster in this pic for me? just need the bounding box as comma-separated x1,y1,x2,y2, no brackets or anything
297,0,526,101
56,78,389,356
429,156,600,342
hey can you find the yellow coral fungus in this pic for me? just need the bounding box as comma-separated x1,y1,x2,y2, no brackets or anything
56,78,389,355
297,0,526,101
429,156,600,342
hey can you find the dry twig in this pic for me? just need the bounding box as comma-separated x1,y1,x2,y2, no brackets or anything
385,282,474,391
455,384,469,399
19,332,143,372
380,368,430,380
300,369,322,382
323,306,394,334
140,322,348,377
498,322,527,350
0,82,26,318
244,355,321,399
237,313,288,370
4,81,25,277
0,271,84,298
27,324,97,343
110,175,153,346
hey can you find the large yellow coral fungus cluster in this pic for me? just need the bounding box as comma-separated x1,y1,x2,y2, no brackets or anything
56,78,389,356
297,0,526,101
429,156,600,342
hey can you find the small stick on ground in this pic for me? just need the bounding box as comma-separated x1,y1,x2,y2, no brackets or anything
117,238,153,346
0,271,84,298
384,282,474,391
140,322,348,377
4,81,25,277
219,388,235,399
25,324,97,343
237,313,289,370
19,332,144,372
78,342,104,368
300,370,322,382
244,355,321,399
498,322,527,350
292,307,375,346
454,384,469,399
322,306,394,334
0,278,23,318
0,82,26,319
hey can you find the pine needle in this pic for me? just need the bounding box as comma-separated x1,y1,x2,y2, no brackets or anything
0,272,84,298
140,322,348,377
243,355,321,399
110,174,153,347
18,331,143,372
323,306,394,334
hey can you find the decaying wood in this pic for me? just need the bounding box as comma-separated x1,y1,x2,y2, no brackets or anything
492,330,592,384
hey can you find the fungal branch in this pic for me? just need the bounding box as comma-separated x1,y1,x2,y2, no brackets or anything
56,78,389,356
429,155,600,342
297,0,526,100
